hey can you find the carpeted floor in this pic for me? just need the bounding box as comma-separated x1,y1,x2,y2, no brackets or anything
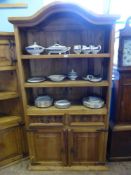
0,160,131,175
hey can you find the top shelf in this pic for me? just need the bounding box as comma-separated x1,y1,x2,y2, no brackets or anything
21,53,110,60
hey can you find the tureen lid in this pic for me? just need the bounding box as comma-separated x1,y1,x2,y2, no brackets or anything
83,96,104,103
26,42,44,48
47,43,66,49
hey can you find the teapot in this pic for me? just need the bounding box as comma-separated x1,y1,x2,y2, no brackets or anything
25,42,45,55
81,45,91,54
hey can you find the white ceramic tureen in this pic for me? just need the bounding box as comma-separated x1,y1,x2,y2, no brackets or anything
25,42,45,55
68,69,78,80
46,43,71,54
82,96,104,109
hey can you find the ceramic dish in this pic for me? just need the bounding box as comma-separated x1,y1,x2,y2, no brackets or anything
68,69,78,80
35,95,53,108
54,100,71,109
82,96,104,109
46,43,71,54
83,75,102,82
27,77,45,83
48,75,66,82
25,42,45,55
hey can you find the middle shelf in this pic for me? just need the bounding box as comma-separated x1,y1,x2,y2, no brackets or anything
21,53,110,60
24,80,109,88
27,105,107,115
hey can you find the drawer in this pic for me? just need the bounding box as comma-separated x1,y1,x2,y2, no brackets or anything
69,115,104,126
28,115,65,127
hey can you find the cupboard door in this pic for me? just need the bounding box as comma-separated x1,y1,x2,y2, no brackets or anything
0,126,23,165
68,128,106,165
118,85,131,123
28,128,67,166
109,130,131,159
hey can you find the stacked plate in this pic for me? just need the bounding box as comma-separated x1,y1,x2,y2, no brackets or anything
82,96,104,109
35,96,53,108
54,100,71,109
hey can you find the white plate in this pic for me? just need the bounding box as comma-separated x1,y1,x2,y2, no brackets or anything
27,77,45,83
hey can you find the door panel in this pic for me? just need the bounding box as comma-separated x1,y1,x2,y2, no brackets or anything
0,126,22,161
119,85,131,122
68,128,106,165
28,128,66,165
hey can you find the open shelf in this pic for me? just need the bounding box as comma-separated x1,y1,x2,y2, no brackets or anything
0,66,16,71
0,91,19,100
27,105,107,116
24,80,109,88
21,53,110,60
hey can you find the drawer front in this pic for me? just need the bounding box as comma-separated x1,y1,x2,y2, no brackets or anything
28,115,65,127
69,115,104,126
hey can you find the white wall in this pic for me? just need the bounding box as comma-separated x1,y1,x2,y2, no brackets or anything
0,0,44,32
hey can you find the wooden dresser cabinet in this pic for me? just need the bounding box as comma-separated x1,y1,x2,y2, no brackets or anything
9,2,118,170
0,32,27,167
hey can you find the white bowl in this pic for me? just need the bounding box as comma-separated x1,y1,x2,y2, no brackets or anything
54,100,71,109
48,75,66,82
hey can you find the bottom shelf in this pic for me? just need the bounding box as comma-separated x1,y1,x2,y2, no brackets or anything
27,105,107,115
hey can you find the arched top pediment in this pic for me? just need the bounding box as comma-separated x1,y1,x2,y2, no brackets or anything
9,1,119,27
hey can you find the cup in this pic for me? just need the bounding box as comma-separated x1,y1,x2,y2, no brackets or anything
73,45,81,54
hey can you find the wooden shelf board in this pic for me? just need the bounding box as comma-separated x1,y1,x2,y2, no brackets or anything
0,32,14,36
24,80,109,88
27,105,107,116
21,53,110,59
0,116,21,125
0,66,16,71
0,92,19,100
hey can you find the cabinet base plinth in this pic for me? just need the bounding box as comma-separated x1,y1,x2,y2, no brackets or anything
28,164,108,171
0,155,23,168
